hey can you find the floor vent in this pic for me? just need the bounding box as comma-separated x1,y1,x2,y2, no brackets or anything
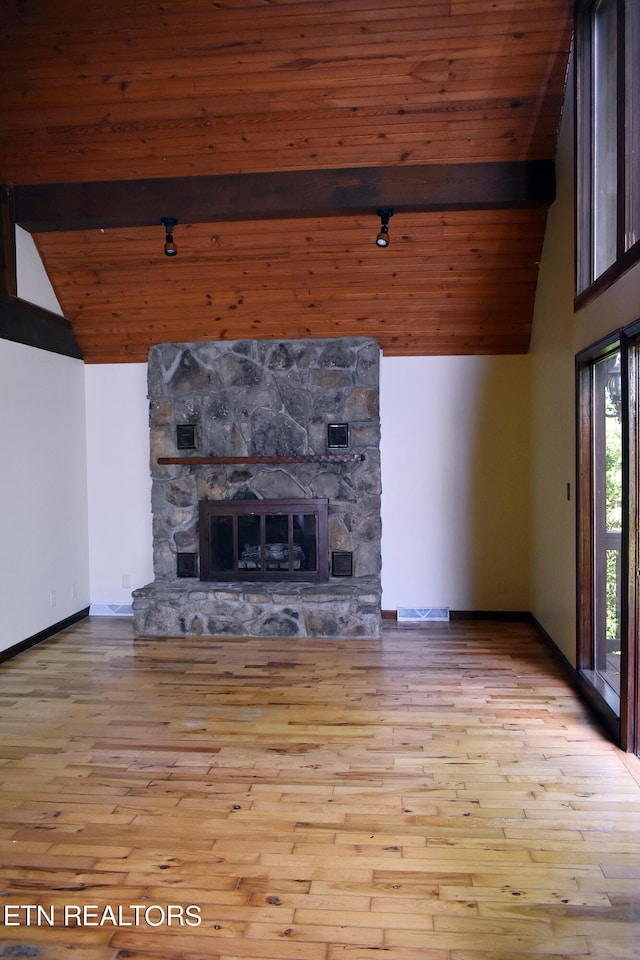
397,606,450,622
90,602,134,617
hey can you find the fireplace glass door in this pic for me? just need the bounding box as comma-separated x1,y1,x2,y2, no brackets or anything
199,498,329,581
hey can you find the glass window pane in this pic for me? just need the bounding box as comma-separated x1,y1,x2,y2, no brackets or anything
625,0,640,250
593,351,623,697
593,0,618,277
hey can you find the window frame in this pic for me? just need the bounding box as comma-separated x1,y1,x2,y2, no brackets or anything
575,0,640,308
576,333,624,743
576,326,639,753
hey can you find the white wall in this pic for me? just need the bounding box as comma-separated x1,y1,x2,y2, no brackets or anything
380,354,531,612
84,364,154,612
529,53,640,663
0,227,89,653
6,228,153,632
0,340,89,652
528,74,579,661
15,226,63,314
79,354,532,616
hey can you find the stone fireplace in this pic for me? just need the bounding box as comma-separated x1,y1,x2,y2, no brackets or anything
132,337,382,639
199,497,329,582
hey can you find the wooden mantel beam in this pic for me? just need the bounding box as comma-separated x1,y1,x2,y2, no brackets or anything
12,160,555,234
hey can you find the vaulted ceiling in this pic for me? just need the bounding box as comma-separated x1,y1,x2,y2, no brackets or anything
0,0,573,363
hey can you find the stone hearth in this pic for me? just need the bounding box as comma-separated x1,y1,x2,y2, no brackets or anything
132,579,382,639
132,337,382,639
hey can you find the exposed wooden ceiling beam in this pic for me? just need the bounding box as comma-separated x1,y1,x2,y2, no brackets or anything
0,293,82,360
12,161,555,234
1,190,80,359
1,186,17,296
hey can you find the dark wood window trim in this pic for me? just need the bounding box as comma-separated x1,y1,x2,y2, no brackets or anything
621,318,640,754
575,242,640,312
576,332,623,742
574,0,640,309
576,324,640,752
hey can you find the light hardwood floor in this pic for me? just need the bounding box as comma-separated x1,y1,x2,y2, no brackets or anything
1,617,639,960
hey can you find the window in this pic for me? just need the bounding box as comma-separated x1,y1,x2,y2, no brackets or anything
577,338,623,737
576,1,640,303
625,3,640,250
577,329,640,755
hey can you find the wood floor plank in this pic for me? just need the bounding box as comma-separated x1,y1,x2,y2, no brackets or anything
0,617,639,958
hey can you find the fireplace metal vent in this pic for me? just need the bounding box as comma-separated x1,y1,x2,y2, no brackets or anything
397,606,450,622
331,550,353,577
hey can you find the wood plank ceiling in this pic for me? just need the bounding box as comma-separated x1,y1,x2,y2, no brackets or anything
0,0,573,363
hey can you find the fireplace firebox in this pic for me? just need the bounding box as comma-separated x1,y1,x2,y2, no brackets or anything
199,498,329,582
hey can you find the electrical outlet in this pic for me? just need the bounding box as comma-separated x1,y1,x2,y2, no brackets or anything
122,574,131,589
49,590,56,607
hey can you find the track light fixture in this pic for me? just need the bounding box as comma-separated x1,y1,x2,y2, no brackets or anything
160,217,178,257
375,207,393,247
